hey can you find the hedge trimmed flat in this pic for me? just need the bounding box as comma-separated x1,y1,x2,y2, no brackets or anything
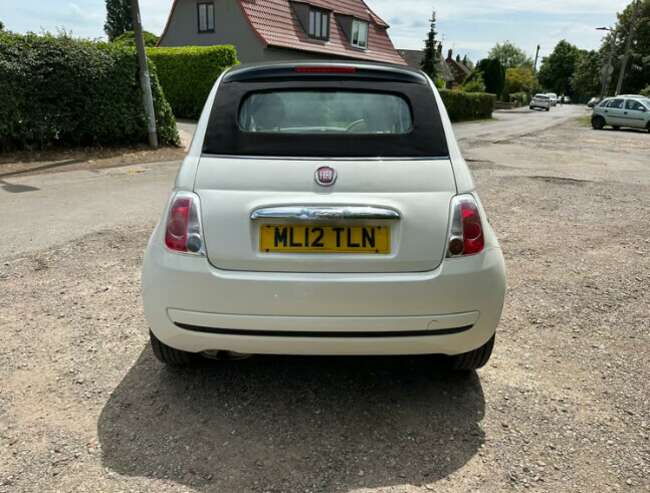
142,62,506,370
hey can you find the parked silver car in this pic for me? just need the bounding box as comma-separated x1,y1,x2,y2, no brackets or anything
592,96,650,132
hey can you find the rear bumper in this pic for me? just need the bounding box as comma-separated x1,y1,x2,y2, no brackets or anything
142,235,506,356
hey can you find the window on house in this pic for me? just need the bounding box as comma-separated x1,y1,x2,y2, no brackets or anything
197,2,215,33
351,19,368,49
308,8,329,40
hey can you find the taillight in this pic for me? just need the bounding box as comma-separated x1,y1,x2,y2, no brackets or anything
446,195,485,257
164,192,205,255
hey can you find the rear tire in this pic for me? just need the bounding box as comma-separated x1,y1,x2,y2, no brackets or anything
150,330,196,367
545,108,550,112
449,335,495,371
613,126,620,130
592,116,605,130
646,122,650,133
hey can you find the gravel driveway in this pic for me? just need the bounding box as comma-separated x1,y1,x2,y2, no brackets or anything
0,118,648,492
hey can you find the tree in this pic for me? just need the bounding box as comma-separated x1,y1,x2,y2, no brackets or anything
571,50,601,102
421,10,439,80
488,41,533,69
607,0,650,94
475,58,506,96
113,30,159,47
538,40,581,96
462,55,474,70
504,66,538,97
104,0,133,41
0,20,4,31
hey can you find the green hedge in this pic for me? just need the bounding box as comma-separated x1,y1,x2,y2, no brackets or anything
439,90,495,122
147,45,238,119
0,32,178,151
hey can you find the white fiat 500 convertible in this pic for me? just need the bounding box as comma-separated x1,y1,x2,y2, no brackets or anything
142,62,506,369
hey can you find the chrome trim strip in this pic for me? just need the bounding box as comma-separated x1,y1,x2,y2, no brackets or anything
250,206,400,221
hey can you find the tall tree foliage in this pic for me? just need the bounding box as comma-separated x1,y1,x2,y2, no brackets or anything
475,58,506,96
608,0,650,94
0,20,5,31
488,41,533,69
504,66,538,96
571,50,601,101
421,11,439,80
538,40,581,96
104,0,133,41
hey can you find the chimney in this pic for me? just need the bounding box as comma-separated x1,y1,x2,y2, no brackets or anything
447,49,453,61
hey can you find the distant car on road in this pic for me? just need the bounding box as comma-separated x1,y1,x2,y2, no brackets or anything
587,97,601,108
530,94,551,111
546,93,558,106
142,62,507,370
592,96,650,132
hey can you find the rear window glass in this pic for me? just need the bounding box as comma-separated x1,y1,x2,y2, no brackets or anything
238,91,413,135
534,94,549,100
202,71,449,158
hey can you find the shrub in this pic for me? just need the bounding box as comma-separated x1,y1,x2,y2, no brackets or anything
0,32,178,151
641,85,650,97
462,74,486,93
439,90,495,122
113,30,159,47
434,77,447,89
147,45,238,119
509,91,529,106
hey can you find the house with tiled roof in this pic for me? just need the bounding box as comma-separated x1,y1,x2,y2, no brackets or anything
158,0,406,65
397,45,472,88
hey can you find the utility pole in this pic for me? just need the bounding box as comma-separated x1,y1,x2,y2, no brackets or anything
131,0,158,148
533,44,540,72
615,0,642,96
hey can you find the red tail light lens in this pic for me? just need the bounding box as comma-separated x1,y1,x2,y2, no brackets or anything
164,192,205,255
447,195,485,257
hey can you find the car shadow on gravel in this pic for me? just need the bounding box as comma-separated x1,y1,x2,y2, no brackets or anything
98,348,486,492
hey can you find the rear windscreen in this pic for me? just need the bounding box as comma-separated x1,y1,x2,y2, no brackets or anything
238,91,413,135
203,78,448,158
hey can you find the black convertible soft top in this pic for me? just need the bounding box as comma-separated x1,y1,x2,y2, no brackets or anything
202,62,449,158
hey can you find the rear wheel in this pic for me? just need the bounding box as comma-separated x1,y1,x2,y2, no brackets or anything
545,107,550,112
646,122,650,133
592,116,605,130
150,330,197,367
448,336,495,371
613,126,620,130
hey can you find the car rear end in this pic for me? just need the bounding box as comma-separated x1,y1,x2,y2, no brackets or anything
530,94,551,111
142,62,506,363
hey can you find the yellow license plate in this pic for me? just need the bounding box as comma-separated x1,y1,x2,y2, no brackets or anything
260,224,391,254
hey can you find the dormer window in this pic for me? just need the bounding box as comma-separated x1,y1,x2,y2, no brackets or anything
308,8,330,40
351,19,368,49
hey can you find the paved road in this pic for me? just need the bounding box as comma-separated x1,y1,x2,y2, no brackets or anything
0,105,585,258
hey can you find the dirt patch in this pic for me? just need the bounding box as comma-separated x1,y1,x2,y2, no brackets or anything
0,145,185,179
1,119,649,492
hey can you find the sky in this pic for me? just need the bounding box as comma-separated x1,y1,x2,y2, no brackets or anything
0,0,630,62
